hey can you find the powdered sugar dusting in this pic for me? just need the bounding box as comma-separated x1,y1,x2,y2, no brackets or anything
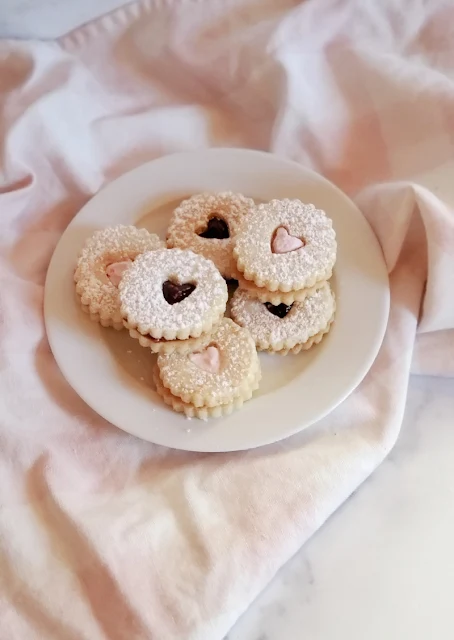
234,199,337,289
157,318,259,405
166,191,254,278
74,225,164,321
119,248,228,337
231,282,335,349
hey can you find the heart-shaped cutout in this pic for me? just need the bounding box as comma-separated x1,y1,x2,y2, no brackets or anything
265,302,293,318
189,345,221,373
106,259,132,286
162,280,196,305
198,216,229,239
272,227,304,254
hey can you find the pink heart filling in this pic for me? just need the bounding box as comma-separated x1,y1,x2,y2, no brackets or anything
106,259,132,286
189,345,221,373
272,227,304,254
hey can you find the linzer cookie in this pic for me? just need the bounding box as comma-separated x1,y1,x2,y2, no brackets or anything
155,318,261,416
119,248,228,343
74,225,164,329
230,282,335,353
166,192,254,279
233,199,337,292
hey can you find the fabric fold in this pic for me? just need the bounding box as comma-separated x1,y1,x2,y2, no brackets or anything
1,1,454,638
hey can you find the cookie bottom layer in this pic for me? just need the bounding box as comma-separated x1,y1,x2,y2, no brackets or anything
263,315,335,355
236,275,328,306
153,366,261,420
127,326,215,354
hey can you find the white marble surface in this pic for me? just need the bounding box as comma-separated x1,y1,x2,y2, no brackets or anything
229,375,454,640
2,4,454,640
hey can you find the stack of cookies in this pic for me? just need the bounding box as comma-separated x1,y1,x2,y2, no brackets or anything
74,227,262,419
153,318,261,419
166,193,337,356
74,192,337,420
230,198,337,355
233,199,336,303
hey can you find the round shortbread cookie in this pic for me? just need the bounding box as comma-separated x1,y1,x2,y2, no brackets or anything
74,225,164,327
119,248,228,340
230,282,335,352
236,273,328,306
166,192,254,279
233,199,337,292
157,318,260,407
153,365,260,419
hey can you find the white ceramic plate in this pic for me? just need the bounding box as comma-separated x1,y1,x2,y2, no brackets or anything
44,149,389,452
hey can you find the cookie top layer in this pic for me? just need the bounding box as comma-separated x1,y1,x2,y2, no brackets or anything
231,282,335,350
157,318,260,407
119,248,228,339
74,225,164,322
233,199,337,291
166,191,254,278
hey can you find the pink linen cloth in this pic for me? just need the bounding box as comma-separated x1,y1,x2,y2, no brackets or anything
1,1,454,638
